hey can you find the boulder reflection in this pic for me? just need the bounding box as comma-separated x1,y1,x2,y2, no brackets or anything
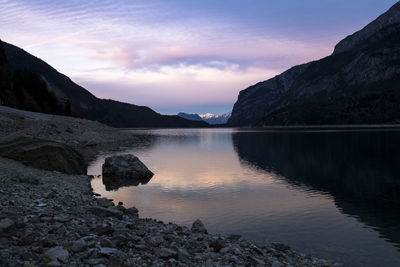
102,174,152,191
232,130,400,248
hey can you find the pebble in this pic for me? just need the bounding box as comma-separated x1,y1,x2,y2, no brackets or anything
0,218,15,232
96,198,114,208
44,247,69,263
272,260,283,267
99,247,118,256
71,239,86,253
159,248,177,259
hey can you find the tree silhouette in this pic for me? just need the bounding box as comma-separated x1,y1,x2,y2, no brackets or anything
65,99,72,116
11,69,59,113
0,39,12,105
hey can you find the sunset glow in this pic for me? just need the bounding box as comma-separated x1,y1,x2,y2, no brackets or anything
1,0,397,114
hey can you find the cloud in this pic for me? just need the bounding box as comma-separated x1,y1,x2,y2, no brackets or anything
4,0,390,113
1,0,333,69
73,63,281,111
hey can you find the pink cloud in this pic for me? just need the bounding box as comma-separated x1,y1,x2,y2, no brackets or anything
0,0,347,113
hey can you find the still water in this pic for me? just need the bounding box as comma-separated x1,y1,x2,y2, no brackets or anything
89,128,400,266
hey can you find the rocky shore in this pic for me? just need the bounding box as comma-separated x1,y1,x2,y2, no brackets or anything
0,106,340,266
0,105,146,161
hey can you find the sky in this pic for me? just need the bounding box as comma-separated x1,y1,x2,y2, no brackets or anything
0,0,398,115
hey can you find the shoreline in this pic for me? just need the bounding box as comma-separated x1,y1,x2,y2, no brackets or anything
253,124,400,131
0,106,340,266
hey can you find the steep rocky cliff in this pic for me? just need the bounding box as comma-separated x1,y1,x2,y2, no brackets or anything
229,63,309,125
229,2,400,126
334,2,400,55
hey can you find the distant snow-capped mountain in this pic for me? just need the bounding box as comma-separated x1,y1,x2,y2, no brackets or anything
177,111,231,125
199,113,217,119
200,112,231,125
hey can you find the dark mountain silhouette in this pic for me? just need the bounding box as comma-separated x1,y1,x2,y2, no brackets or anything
1,41,208,128
0,40,13,105
229,2,400,126
0,40,63,115
177,112,204,121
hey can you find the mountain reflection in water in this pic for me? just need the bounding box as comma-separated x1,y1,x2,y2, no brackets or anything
232,130,400,248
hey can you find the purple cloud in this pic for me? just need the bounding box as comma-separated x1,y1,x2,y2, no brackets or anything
0,0,397,114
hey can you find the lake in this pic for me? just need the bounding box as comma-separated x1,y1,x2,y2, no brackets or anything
89,128,400,267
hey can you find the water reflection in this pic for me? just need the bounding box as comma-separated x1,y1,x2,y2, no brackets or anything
232,130,400,248
102,174,152,191
89,128,400,267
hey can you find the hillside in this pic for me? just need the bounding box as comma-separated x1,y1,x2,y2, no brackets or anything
0,40,13,106
2,41,208,128
199,112,231,125
177,112,204,121
229,2,400,126
178,112,231,125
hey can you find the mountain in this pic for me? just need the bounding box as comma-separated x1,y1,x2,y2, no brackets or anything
0,40,62,115
199,112,231,125
177,112,231,125
1,41,208,128
177,112,204,121
0,40,13,105
229,2,400,126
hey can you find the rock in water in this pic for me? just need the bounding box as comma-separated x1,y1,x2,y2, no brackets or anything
126,206,139,216
0,136,86,174
191,219,208,234
102,154,153,190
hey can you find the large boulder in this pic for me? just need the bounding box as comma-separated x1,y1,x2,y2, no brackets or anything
102,154,153,190
0,136,87,174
